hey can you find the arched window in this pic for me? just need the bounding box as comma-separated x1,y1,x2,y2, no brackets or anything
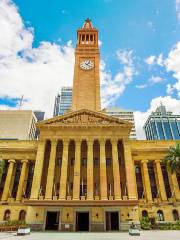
19,210,26,221
3,210,11,221
157,210,164,221
172,210,179,221
142,210,148,218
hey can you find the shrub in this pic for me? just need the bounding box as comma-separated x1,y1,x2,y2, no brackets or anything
140,217,151,230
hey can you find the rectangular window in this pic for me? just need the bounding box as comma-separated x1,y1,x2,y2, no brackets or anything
151,121,158,139
148,162,157,198
135,164,144,199
90,34,93,42
157,121,165,140
163,121,173,140
171,121,180,139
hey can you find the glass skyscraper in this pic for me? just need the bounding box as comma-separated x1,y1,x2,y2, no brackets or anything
53,87,72,116
144,104,180,140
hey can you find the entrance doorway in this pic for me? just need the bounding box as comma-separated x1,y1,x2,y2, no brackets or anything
45,211,59,230
106,212,119,231
76,212,89,231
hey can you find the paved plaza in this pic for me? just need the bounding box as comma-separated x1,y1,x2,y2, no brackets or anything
0,231,180,240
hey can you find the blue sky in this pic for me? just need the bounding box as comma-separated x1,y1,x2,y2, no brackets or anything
0,0,180,138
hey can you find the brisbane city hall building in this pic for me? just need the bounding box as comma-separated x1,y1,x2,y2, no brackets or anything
0,19,180,232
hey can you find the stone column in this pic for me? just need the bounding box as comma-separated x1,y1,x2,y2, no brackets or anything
154,159,167,201
87,138,94,200
45,139,58,199
171,172,180,201
16,159,28,201
123,140,137,200
141,160,152,202
30,140,46,200
100,138,107,200
111,138,121,200
1,159,15,201
73,139,81,200
59,139,69,200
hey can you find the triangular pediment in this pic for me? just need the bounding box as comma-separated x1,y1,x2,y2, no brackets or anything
38,109,132,129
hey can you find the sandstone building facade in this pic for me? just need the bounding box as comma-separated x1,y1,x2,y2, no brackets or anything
0,19,180,231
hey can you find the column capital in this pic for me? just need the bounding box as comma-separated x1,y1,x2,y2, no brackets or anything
110,138,118,145
8,159,15,163
99,138,106,145
87,138,94,145
154,159,161,164
62,138,70,145
141,159,148,164
50,139,58,146
75,138,82,145
21,159,28,164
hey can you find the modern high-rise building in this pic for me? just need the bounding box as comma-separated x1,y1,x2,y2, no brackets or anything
144,104,180,140
104,107,137,139
0,110,45,140
0,110,38,140
54,87,72,116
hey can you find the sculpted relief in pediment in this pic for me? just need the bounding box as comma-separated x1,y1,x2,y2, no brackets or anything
43,111,127,127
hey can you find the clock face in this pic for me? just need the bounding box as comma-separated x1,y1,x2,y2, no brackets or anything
80,59,94,70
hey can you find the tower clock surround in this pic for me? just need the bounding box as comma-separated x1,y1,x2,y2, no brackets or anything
80,59,94,70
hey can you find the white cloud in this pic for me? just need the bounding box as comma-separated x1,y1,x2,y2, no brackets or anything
98,40,102,47
135,84,148,89
145,55,156,65
166,84,175,95
145,54,165,67
101,49,135,107
156,53,164,66
134,96,180,139
149,76,164,84
0,0,74,117
165,41,180,97
116,49,133,65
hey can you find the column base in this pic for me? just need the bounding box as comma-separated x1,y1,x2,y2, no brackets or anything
101,197,108,200
80,196,86,200
94,196,100,200
59,197,66,201
67,196,72,200
73,197,80,200
87,197,94,201
128,197,138,200
108,196,114,200
29,198,38,201
44,197,53,200
114,196,122,200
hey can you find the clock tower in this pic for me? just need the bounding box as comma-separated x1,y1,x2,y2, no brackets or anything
71,19,101,111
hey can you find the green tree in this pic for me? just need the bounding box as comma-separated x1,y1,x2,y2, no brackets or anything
163,143,180,175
